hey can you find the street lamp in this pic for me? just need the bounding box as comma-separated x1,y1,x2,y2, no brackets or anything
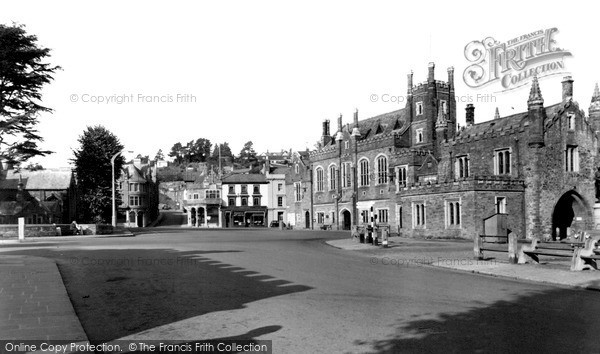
112,150,133,227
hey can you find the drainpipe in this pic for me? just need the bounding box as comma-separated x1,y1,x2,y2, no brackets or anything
309,164,314,230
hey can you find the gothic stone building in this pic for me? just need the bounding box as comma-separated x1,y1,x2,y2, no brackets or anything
310,63,599,240
117,159,159,227
285,150,313,229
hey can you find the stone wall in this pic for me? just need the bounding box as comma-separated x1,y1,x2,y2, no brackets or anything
0,224,114,238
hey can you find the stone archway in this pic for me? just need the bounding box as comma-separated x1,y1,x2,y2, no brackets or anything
341,209,351,231
551,190,592,240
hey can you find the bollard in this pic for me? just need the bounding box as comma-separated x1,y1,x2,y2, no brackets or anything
508,232,518,264
18,217,25,242
474,235,483,260
382,227,389,248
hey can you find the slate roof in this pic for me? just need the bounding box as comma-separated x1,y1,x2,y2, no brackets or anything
270,167,289,175
325,109,407,146
455,103,562,137
221,173,267,184
0,169,73,190
122,165,147,183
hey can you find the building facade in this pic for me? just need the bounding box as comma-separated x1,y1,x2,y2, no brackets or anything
310,63,599,240
285,151,313,229
182,171,223,227
117,159,159,227
0,167,77,224
221,173,269,227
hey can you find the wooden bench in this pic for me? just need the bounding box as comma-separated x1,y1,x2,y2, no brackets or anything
518,237,585,264
571,235,600,271
474,234,519,263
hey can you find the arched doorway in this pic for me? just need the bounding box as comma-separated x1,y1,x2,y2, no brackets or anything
341,209,351,230
551,191,591,240
305,211,310,229
198,207,205,226
190,208,196,227
137,211,144,227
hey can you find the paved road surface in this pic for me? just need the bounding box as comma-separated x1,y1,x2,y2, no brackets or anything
1,228,600,353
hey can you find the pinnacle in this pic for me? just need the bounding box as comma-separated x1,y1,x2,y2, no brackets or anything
528,76,544,105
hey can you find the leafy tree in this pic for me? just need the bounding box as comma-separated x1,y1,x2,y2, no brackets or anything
237,141,257,167
211,142,233,160
24,162,44,171
154,149,164,161
0,23,60,165
186,138,212,162
72,126,124,223
168,142,185,165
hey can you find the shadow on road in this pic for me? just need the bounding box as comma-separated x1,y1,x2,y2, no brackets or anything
355,287,600,353
2,248,311,343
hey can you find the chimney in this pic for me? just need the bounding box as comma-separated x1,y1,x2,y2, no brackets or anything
428,62,435,82
407,70,413,95
562,76,574,102
336,114,343,141
321,119,331,146
465,104,475,126
352,109,361,137
133,158,142,169
447,67,454,87
322,119,330,137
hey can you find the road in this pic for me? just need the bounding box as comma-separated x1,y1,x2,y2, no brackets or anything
2,221,600,353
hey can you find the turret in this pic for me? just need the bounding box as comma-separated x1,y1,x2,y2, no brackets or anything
435,106,448,155
447,66,456,139
494,107,500,120
527,76,545,147
428,62,435,83
589,83,600,134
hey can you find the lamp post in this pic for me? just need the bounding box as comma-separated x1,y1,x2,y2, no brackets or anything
111,150,133,227
351,111,361,227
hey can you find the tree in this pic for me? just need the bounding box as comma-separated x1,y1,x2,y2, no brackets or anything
0,23,60,165
24,162,43,171
185,138,212,163
237,141,257,167
154,149,164,161
72,126,124,223
168,142,185,165
211,142,234,165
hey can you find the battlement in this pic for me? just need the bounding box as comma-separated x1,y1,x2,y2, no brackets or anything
412,80,451,93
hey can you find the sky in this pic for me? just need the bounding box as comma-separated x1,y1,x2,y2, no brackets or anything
2,0,599,167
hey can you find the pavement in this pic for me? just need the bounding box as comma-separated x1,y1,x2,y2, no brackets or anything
0,255,89,342
0,230,133,342
0,228,135,245
326,236,600,291
2,231,600,345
